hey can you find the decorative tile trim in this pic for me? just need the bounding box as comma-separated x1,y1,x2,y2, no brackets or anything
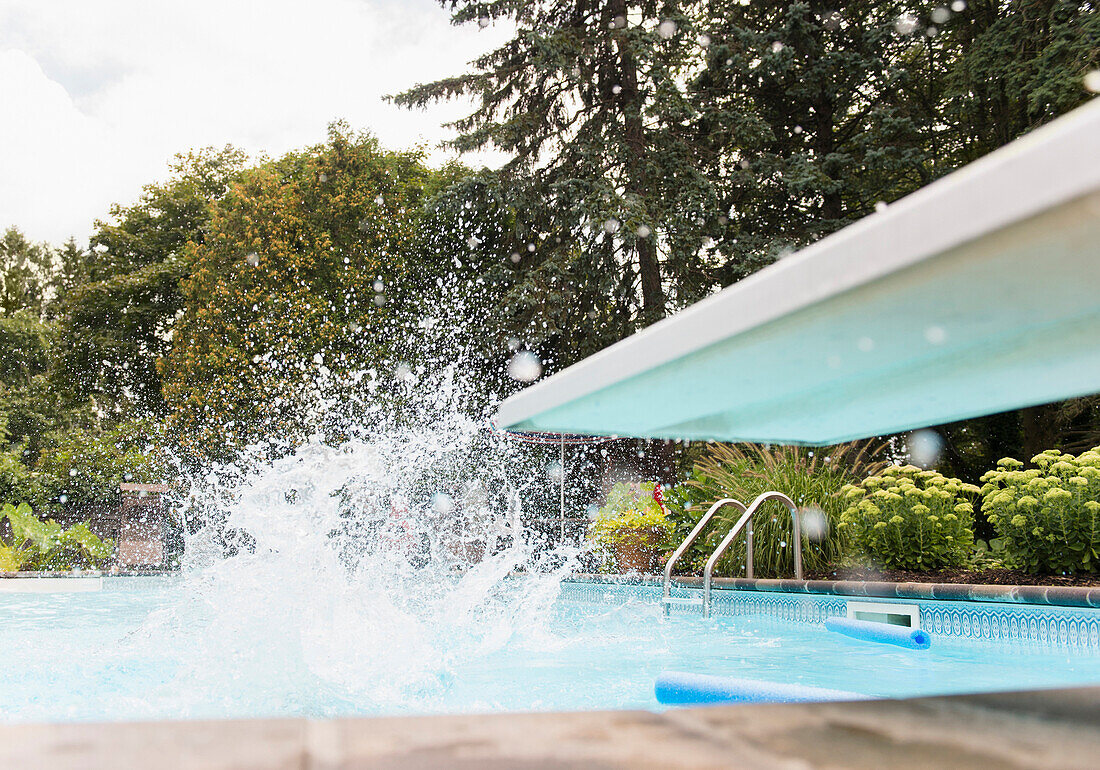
563,573,1100,608
559,579,1100,652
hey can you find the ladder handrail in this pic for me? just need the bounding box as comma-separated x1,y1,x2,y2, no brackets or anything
662,497,746,610
702,491,803,617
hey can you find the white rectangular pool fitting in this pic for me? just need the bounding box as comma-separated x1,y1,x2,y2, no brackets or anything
496,99,1100,444
846,601,921,630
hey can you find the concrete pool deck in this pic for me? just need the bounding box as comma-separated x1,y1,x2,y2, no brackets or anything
3,685,1099,769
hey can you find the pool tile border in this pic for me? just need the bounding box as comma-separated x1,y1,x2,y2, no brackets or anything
562,575,1100,652
565,573,1100,608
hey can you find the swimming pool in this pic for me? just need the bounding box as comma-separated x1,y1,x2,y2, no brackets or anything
2,575,1099,724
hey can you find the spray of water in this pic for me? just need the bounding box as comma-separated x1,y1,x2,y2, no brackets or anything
128,282,587,717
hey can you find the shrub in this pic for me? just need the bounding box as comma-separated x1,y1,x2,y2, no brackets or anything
587,481,674,557
839,465,978,570
980,448,1100,574
665,442,885,578
0,502,114,571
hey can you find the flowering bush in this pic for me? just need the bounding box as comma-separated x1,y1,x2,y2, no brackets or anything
839,465,978,570
587,481,673,552
980,448,1100,574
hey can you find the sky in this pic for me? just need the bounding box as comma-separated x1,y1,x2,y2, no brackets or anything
0,0,510,244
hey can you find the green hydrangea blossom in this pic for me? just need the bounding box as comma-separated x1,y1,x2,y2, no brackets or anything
838,465,976,570
981,446,1100,574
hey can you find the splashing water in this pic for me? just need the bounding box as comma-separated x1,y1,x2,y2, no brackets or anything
127,399,585,717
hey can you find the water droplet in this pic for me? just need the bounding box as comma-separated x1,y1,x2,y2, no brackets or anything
895,13,919,35
318,172,328,182
507,351,543,382
801,508,829,541
930,7,951,24
431,492,454,514
770,41,785,53
793,125,803,134
374,194,384,205
59,494,68,504
69,468,77,477
466,235,481,249
657,19,678,40
857,337,875,352
603,218,620,234
636,224,651,238
874,201,888,213
546,461,563,483
697,33,711,47
526,243,536,252
611,84,622,95
908,430,944,469
477,16,490,29
925,25,939,37
924,325,947,345
373,279,384,292
374,294,386,307
1085,70,1100,94
951,0,967,11
510,252,521,263
246,252,260,267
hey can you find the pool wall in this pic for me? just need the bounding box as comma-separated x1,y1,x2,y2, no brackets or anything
562,576,1100,652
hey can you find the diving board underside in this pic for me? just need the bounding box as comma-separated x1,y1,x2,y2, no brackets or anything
496,99,1100,445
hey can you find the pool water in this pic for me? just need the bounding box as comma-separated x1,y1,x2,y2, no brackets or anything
3,578,1100,723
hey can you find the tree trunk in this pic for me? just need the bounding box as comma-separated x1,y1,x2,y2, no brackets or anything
1020,405,1058,461
609,0,665,324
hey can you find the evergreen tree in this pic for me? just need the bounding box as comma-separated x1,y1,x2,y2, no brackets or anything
693,1,931,282
394,1,722,337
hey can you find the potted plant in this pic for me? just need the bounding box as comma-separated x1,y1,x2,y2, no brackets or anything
587,482,673,573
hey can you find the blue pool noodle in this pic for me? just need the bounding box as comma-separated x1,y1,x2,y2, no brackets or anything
654,671,868,705
824,616,932,649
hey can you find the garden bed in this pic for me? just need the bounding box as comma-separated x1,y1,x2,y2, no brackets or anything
809,566,1100,587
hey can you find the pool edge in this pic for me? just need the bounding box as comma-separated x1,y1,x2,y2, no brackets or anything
565,573,1100,609
2,685,1097,769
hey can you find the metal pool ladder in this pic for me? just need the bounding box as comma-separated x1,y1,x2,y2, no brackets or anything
661,491,803,618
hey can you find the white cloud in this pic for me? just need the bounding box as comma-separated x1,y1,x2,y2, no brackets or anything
0,0,510,244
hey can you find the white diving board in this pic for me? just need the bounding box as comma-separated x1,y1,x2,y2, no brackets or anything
496,98,1100,445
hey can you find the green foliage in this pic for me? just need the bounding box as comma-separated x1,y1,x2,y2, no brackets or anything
840,465,978,570
0,451,40,509
161,126,432,462
54,147,248,416
980,448,1100,575
666,443,884,577
0,227,54,318
34,420,168,520
0,502,113,571
587,481,673,550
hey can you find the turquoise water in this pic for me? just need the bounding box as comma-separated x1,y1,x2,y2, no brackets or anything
3,578,1100,723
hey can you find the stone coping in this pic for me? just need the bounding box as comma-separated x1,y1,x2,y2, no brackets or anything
566,573,1100,609
2,686,1099,769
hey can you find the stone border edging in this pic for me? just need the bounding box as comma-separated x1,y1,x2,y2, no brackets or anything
566,573,1100,609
